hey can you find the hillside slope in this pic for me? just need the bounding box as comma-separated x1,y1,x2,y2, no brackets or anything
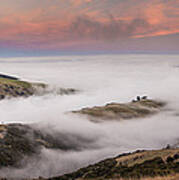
0,74,76,99
50,148,179,180
73,99,165,121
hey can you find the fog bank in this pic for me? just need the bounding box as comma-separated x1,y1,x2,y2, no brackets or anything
0,54,179,178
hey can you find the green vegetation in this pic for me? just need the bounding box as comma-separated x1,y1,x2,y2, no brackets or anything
0,77,34,98
0,78,32,89
0,74,77,99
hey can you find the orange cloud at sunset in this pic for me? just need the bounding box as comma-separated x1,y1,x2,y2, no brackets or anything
0,0,178,52
71,0,93,6
144,3,166,25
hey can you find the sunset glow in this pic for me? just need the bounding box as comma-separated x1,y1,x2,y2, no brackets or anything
0,0,178,54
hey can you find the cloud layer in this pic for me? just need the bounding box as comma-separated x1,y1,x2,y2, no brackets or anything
0,54,179,177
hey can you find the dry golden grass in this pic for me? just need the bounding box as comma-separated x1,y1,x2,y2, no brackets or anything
73,99,165,121
77,173,179,180
115,148,179,167
75,148,179,180
115,173,179,180
141,174,179,180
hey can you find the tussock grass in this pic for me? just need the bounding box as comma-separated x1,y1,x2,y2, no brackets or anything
54,148,179,180
0,78,32,89
73,99,165,121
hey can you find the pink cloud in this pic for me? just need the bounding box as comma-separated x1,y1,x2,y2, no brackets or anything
0,0,178,51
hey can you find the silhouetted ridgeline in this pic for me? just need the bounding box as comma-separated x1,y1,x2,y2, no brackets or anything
0,74,19,80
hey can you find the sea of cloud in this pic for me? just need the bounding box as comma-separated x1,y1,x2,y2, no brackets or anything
0,54,179,178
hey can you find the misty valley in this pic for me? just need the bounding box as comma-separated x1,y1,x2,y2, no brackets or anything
0,54,179,179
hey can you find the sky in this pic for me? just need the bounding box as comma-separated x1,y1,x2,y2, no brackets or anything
0,0,179,55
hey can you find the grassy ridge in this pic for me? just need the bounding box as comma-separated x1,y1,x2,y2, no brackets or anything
0,75,77,99
50,148,179,180
73,99,165,121
0,77,32,88
0,77,34,98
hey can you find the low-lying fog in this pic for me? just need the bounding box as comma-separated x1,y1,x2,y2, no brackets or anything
0,54,179,178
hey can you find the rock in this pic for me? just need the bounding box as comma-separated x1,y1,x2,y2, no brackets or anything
0,77,34,99
137,96,141,101
166,156,174,163
0,95,5,100
142,96,148,100
174,153,179,160
166,144,171,149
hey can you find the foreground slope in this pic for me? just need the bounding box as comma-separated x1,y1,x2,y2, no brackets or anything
50,148,179,180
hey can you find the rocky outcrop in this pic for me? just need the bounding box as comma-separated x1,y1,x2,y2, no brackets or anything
73,99,165,121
